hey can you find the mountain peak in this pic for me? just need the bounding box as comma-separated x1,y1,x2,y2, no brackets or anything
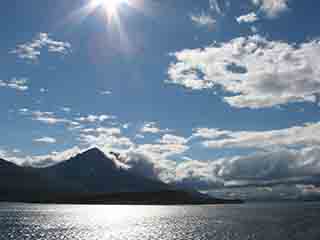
65,147,116,170
81,147,106,157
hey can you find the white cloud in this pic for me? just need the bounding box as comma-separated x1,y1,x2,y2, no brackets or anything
217,147,320,186
236,12,259,23
19,109,79,126
190,12,216,28
60,107,71,112
119,145,320,190
137,142,189,159
167,35,320,108
40,88,48,93
18,108,29,114
140,122,170,134
33,137,57,144
250,26,258,33
209,0,230,16
0,78,28,91
80,127,121,136
192,128,232,140
158,134,189,145
24,146,82,167
76,114,115,123
252,0,289,18
135,134,145,139
201,122,320,150
31,111,72,125
100,90,112,95
78,126,133,151
3,123,320,191
10,33,71,61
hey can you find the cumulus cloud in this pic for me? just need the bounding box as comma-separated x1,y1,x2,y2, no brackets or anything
118,145,320,191
198,122,320,150
0,78,29,91
236,12,259,23
78,127,134,151
33,137,57,144
252,0,289,18
218,147,320,186
116,150,223,189
117,151,160,180
135,141,189,161
158,134,189,145
167,35,320,108
190,12,216,29
10,33,71,61
140,122,170,134
174,159,224,189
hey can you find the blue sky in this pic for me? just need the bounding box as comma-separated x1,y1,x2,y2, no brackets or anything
1,0,320,199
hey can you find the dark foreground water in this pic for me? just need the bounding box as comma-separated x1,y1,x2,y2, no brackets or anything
0,202,319,240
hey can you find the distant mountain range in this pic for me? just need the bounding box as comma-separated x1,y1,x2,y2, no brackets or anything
0,148,242,204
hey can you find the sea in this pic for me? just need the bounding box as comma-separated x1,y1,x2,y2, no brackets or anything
0,202,319,240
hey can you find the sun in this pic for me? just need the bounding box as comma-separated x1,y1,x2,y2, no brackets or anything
90,0,128,19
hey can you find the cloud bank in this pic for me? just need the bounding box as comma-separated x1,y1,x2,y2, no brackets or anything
167,35,320,108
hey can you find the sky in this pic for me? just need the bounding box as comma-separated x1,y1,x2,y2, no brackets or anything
1,0,320,200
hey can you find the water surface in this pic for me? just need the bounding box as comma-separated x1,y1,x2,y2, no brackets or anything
0,202,319,240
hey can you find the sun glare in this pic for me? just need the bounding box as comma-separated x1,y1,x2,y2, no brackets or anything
67,0,145,54
91,0,128,19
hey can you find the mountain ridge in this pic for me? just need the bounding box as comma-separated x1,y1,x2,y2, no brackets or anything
0,148,243,204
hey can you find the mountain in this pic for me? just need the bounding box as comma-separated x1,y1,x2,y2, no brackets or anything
43,148,170,193
0,148,243,204
0,158,68,202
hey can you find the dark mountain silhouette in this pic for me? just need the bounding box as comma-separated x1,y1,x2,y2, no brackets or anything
44,148,170,193
0,148,243,204
0,158,69,202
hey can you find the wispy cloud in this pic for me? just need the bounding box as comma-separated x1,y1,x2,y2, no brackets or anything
190,12,216,29
252,0,289,18
193,122,320,150
75,114,116,123
236,12,259,23
60,107,71,113
33,137,57,144
10,33,71,61
0,78,29,91
209,0,230,15
19,109,79,126
99,90,112,95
